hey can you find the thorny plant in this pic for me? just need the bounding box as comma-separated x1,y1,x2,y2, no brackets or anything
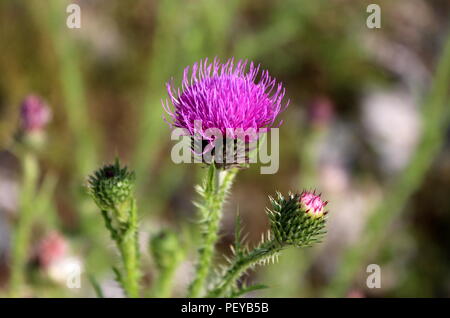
86,58,330,298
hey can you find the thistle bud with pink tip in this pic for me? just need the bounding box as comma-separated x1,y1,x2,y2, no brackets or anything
266,191,328,247
299,190,328,218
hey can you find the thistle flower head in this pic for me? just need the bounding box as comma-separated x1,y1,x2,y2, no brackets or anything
87,159,135,223
163,57,289,141
150,229,184,270
267,192,328,247
20,95,51,133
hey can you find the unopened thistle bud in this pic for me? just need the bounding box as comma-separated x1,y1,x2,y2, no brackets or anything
150,229,184,270
18,95,52,149
87,159,135,224
266,191,328,247
20,95,52,133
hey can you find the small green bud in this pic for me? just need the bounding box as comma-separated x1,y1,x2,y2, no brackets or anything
150,229,184,270
87,159,135,223
266,191,328,247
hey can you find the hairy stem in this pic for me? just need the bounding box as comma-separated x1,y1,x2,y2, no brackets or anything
208,240,281,298
9,152,39,297
152,264,177,298
188,165,238,297
115,199,141,298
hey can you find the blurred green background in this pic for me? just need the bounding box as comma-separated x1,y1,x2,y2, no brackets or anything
0,0,449,297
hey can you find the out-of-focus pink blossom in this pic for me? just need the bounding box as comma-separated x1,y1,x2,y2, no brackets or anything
20,95,51,133
308,96,334,127
37,232,68,268
347,290,365,298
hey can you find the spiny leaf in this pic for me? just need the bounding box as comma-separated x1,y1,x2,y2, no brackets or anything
234,211,245,257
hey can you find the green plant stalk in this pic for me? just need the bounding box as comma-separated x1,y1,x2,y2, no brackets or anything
89,275,105,298
324,33,450,297
208,240,281,298
9,152,39,297
117,199,141,298
188,165,238,297
118,236,140,298
152,264,178,298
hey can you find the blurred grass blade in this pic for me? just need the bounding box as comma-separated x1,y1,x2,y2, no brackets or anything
324,32,450,297
30,0,99,177
89,274,105,298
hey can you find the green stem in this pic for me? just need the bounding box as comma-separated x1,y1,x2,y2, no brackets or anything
208,240,281,298
324,33,450,297
118,239,140,298
9,152,39,297
152,265,177,298
188,165,238,297
117,199,141,298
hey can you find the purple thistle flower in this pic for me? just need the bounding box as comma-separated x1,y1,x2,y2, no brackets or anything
20,95,51,133
163,57,289,141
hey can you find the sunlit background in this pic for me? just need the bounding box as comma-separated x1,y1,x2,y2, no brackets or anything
0,0,449,297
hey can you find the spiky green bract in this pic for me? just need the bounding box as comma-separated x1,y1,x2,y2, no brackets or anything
267,192,327,247
87,160,140,298
88,159,135,224
150,229,184,297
